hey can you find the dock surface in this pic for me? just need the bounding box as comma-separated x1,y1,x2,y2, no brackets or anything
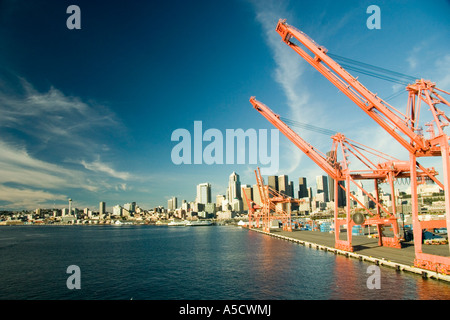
246,227,450,282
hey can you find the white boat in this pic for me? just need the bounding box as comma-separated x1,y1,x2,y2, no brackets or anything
167,220,187,226
185,220,213,226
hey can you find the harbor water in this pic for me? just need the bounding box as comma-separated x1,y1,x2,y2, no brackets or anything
0,225,449,300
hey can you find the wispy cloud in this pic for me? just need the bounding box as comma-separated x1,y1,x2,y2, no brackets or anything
0,140,97,191
0,185,67,210
80,158,133,181
251,0,310,175
0,75,121,160
0,73,138,209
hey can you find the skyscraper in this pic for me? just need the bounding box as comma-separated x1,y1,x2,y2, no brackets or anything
278,175,289,196
216,194,225,210
316,175,329,202
252,184,262,206
99,201,106,216
289,181,294,198
268,175,278,192
227,172,241,201
326,151,346,207
196,183,211,204
242,185,253,211
298,177,308,199
168,197,177,211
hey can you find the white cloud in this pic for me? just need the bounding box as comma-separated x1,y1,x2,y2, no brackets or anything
251,1,311,175
0,140,89,189
0,185,67,210
80,158,132,181
0,76,121,160
0,74,141,209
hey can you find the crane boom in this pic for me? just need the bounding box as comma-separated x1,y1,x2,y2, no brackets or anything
275,19,440,156
250,97,339,179
275,19,450,274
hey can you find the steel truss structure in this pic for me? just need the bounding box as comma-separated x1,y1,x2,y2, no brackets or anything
250,97,437,251
243,167,302,233
274,19,450,274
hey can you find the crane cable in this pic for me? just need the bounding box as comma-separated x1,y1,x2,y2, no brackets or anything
327,53,419,101
279,54,419,136
327,53,418,85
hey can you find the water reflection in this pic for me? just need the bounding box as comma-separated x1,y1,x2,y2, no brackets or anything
329,253,450,300
1,226,449,300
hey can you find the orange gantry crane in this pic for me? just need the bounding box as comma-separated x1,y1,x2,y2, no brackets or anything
275,19,450,274
250,97,438,252
243,167,302,232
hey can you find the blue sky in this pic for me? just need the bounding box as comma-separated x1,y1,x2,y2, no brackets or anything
0,0,449,211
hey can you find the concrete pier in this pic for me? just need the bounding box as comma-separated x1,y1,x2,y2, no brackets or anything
246,227,450,283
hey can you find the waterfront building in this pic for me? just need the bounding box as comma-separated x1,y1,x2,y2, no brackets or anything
113,205,122,217
316,175,329,203
99,201,106,216
242,185,253,211
193,202,205,212
289,181,294,198
326,151,346,207
298,177,308,198
124,202,136,213
205,203,216,215
252,184,262,206
181,200,189,212
231,198,243,212
221,199,231,211
268,175,278,193
278,175,289,196
196,183,211,205
356,181,370,209
216,194,226,211
307,187,313,198
227,172,241,201
167,197,177,211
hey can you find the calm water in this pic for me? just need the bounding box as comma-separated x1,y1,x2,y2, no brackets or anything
0,225,449,300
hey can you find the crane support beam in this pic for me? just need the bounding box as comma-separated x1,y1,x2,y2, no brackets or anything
275,19,431,156
250,97,339,179
274,19,450,274
249,97,416,250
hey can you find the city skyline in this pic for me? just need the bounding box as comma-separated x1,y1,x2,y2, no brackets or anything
0,1,449,211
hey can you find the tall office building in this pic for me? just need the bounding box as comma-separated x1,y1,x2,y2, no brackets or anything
227,172,241,201
252,184,262,206
298,177,308,199
289,181,294,198
124,202,136,213
328,179,346,207
242,185,253,211
316,175,329,202
196,183,211,204
278,175,289,196
326,151,346,207
216,194,225,210
307,187,313,198
99,201,106,216
267,175,278,192
168,197,177,211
